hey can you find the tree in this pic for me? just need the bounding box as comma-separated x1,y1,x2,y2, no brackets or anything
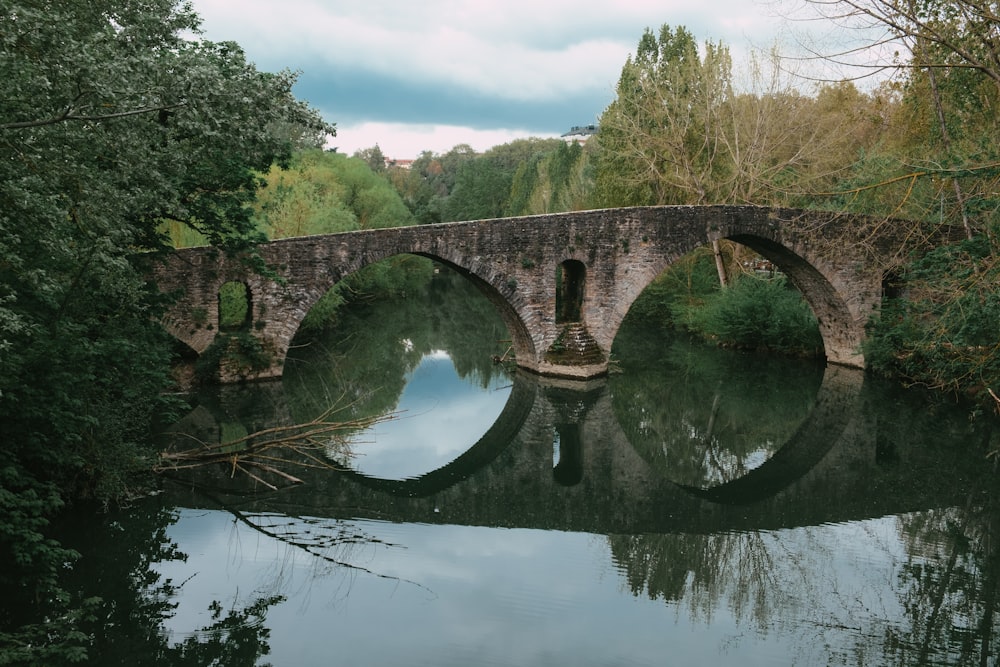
443,138,564,222
0,0,332,661
790,1,1000,89
387,145,479,224
593,25,736,285
353,144,387,173
509,140,592,215
790,0,1000,237
254,149,414,239
594,26,733,207
593,24,893,286
783,0,1000,399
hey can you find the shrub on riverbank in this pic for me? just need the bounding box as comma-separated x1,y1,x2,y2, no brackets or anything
682,274,823,357
628,249,823,358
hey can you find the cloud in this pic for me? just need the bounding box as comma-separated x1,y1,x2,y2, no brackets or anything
326,121,558,160
191,0,793,157
197,0,634,99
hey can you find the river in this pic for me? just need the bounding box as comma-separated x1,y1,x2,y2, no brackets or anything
55,265,999,666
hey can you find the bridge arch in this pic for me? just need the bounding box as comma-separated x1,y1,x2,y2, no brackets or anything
569,207,893,371
593,230,864,369
407,253,537,373
269,243,540,382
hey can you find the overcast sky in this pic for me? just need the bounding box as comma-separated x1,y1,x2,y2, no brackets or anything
190,0,827,159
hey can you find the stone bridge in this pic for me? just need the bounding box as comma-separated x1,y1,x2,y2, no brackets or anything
154,205,916,382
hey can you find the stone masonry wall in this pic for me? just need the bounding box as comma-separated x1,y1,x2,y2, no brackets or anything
153,205,928,382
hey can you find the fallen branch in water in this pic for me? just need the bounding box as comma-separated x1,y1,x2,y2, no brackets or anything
989,389,1000,462
156,401,401,489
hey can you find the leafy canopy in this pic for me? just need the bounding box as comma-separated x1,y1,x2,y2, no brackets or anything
0,0,332,661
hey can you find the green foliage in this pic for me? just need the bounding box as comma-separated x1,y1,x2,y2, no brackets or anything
46,499,283,667
444,155,513,221
297,256,435,335
687,274,823,356
626,249,822,357
816,6,1000,401
195,332,274,381
255,149,413,238
209,148,422,339
864,234,1000,397
508,140,591,215
507,154,543,215
0,0,332,660
627,247,722,327
353,144,387,173
218,281,250,330
592,24,732,207
443,138,565,221
298,288,349,336
386,145,478,225
385,138,588,224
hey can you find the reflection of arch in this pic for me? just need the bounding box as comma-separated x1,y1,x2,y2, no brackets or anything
556,260,585,323
552,424,584,486
674,365,862,505
338,372,537,497
326,357,863,506
166,359,877,533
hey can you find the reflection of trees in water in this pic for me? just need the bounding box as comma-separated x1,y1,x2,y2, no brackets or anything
610,325,824,488
57,499,282,667
283,262,511,427
858,387,1000,664
608,374,1000,665
610,501,998,664
60,493,425,666
883,490,999,665
223,507,431,602
608,531,788,630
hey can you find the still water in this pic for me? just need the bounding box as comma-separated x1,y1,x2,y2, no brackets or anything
61,267,999,666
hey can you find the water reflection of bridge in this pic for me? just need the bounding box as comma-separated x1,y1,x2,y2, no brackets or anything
165,365,981,535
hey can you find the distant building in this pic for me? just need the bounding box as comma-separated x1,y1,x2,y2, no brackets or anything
560,125,598,144
386,158,414,170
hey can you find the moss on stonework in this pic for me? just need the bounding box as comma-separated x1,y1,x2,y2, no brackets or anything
195,332,274,382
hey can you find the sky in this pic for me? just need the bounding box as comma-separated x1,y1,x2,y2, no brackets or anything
188,0,838,159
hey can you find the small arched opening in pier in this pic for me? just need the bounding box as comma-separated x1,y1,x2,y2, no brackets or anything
218,281,251,331
556,260,586,324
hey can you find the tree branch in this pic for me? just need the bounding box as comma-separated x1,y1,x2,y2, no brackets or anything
2,102,187,130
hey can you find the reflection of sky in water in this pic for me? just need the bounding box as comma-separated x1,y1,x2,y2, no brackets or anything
348,350,511,480
156,508,916,667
